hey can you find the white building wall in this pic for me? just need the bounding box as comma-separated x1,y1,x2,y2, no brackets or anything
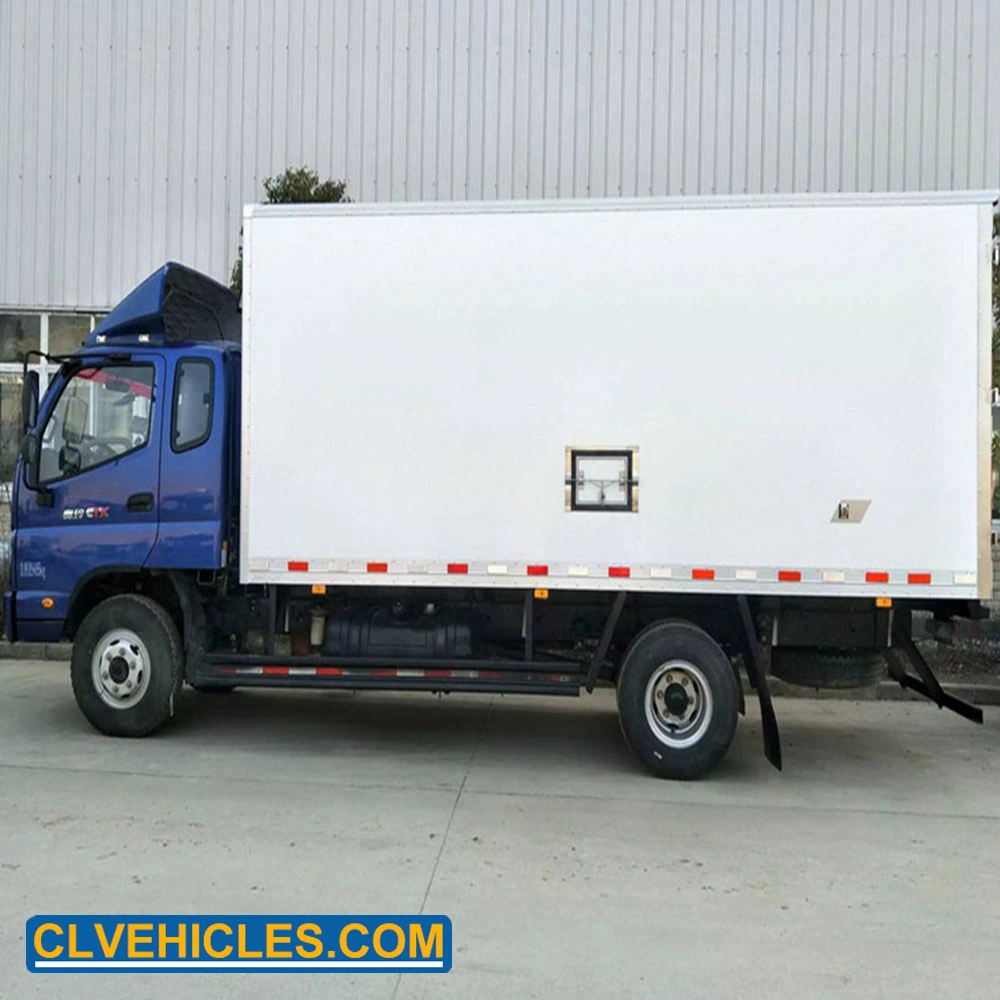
1,0,999,311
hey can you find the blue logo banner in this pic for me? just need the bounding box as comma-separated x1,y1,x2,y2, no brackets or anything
26,915,452,973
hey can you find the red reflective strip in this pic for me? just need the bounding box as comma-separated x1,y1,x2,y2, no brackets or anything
692,568,715,580
262,666,289,676
423,669,452,679
778,570,801,582
317,667,344,676
527,565,549,576
287,561,309,572
477,670,506,680
370,669,396,677
866,571,889,584
608,566,630,578
367,562,388,573
908,572,931,585
447,563,469,575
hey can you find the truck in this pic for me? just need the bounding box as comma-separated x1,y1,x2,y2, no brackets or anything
8,192,996,779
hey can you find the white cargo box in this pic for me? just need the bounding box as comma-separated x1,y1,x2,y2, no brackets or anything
241,194,994,600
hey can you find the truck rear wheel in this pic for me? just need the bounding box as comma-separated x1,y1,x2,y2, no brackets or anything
70,594,182,737
616,620,740,780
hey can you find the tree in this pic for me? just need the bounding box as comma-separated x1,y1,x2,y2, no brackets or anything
229,167,350,297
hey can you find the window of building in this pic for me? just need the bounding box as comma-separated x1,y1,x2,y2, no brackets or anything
0,373,26,485
48,314,93,356
0,314,41,363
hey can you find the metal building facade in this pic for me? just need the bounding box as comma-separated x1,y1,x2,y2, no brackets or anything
1,0,998,311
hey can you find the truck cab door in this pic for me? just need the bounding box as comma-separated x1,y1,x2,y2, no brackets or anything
146,352,229,570
13,356,164,641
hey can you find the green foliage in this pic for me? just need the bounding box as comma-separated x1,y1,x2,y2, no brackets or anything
262,167,349,205
229,167,350,297
229,250,244,298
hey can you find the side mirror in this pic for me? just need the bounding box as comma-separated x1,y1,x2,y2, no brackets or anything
20,370,38,438
63,396,87,445
21,433,40,491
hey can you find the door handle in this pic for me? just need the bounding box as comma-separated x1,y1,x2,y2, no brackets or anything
126,492,154,513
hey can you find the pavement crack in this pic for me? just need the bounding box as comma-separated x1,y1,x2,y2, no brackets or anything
391,697,493,1000
418,696,493,915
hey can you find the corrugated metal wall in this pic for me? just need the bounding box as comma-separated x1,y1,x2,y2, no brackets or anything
1,0,998,310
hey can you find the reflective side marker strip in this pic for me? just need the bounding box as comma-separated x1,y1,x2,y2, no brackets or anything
227,666,575,683
269,561,967,588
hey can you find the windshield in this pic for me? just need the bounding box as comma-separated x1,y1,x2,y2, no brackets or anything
39,364,154,483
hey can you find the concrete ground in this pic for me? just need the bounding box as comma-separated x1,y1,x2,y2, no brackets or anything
1,660,999,1000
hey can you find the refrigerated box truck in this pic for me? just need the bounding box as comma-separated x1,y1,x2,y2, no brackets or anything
8,192,996,778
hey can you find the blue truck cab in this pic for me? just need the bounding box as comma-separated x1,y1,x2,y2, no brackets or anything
8,263,241,731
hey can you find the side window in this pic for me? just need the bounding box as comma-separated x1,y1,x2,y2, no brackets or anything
39,365,154,483
172,359,214,452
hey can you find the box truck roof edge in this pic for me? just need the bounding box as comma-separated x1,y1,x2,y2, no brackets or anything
244,188,999,218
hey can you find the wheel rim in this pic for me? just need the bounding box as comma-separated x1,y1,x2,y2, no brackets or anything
644,660,714,749
91,629,151,710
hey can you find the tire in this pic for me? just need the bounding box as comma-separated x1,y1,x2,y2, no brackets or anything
616,620,740,780
770,648,886,689
70,594,182,737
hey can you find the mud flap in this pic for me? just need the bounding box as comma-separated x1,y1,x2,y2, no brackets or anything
886,610,983,724
737,595,782,771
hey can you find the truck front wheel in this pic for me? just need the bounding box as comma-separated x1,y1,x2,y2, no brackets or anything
70,594,182,737
616,620,740,780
